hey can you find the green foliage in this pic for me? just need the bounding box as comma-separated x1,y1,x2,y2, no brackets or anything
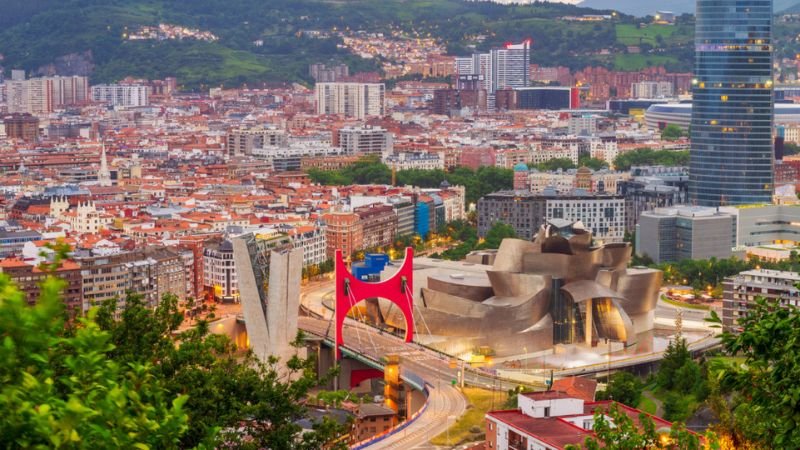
0,0,698,87
308,156,391,186
309,160,513,206
532,157,576,172
656,336,692,391
615,23,693,47
578,155,610,170
660,124,685,141
663,392,692,423
0,275,189,448
95,293,345,448
708,298,800,447
613,148,690,171
478,221,517,250
655,255,800,292
438,220,479,261
784,142,800,156
597,371,643,407
565,403,708,450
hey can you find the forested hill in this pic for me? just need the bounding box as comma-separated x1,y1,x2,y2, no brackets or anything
0,0,690,89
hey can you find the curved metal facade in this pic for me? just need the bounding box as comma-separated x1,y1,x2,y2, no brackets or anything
690,0,774,206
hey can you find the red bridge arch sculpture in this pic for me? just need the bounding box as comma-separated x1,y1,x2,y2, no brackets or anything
334,247,414,360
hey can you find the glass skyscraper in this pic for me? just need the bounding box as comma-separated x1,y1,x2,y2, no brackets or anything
690,0,774,206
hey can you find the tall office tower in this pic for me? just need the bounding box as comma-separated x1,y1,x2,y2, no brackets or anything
690,0,774,206
315,82,385,119
491,40,531,92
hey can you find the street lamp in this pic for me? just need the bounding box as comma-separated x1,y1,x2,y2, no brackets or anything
446,414,457,446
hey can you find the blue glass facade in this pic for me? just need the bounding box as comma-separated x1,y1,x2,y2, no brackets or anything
414,202,430,237
690,0,774,206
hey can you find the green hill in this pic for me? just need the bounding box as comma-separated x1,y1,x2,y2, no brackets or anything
0,0,694,89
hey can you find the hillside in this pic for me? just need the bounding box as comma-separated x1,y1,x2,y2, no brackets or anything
0,0,694,88
580,0,798,17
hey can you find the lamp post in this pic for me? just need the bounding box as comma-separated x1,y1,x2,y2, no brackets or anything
446,414,457,446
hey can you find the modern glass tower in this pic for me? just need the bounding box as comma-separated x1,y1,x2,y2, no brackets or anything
690,0,774,206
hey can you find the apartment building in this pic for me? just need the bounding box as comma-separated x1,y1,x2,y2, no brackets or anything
91,83,150,107
315,82,385,119
723,269,800,333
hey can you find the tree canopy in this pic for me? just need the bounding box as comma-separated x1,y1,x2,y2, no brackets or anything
660,124,685,141
0,273,345,448
0,275,189,448
478,221,517,250
308,159,513,205
612,148,689,171
709,298,800,447
565,403,706,450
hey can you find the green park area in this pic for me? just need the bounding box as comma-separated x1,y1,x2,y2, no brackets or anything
615,23,690,46
430,387,508,447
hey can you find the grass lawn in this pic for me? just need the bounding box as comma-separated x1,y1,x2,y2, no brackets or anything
638,395,658,415
430,387,508,446
615,24,692,46
660,295,711,311
614,54,677,71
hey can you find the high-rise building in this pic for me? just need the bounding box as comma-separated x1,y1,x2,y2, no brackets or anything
491,40,530,92
690,0,774,206
91,84,150,107
315,82,385,119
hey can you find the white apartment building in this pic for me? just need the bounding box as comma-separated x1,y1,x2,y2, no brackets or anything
631,81,674,99
529,145,580,166
315,82,385,119
546,194,626,243
91,84,150,107
288,225,328,267
6,75,89,114
203,240,238,302
491,40,530,92
568,115,598,135
529,171,576,193
589,138,619,166
226,126,288,157
338,125,393,156
384,152,444,171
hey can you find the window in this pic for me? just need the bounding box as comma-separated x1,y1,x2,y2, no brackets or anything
544,407,550,417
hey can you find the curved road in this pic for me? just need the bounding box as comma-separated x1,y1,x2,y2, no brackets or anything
298,281,531,449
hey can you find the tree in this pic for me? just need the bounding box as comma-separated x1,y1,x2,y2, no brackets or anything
578,155,609,171
597,371,643,407
533,157,576,172
0,275,189,448
478,221,517,250
96,292,346,448
656,336,692,391
564,403,708,450
661,124,685,141
613,148,690,171
708,298,800,447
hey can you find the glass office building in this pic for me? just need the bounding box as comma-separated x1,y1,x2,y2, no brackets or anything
690,0,774,206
